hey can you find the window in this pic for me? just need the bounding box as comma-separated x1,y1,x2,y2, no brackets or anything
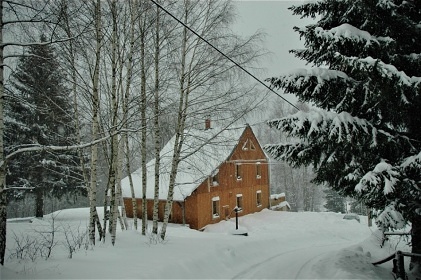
250,141,256,150
236,164,242,180
236,194,243,211
212,169,219,186
212,197,220,218
212,174,219,186
242,139,256,151
256,162,261,179
256,190,262,207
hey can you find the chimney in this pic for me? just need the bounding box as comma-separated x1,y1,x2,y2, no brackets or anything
205,118,211,130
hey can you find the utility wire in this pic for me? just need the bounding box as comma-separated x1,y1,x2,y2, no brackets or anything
149,0,300,112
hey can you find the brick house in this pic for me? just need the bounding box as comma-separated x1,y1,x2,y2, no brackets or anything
121,122,270,230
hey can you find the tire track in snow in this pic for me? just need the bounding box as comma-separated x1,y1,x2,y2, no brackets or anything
294,250,331,279
231,242,351,279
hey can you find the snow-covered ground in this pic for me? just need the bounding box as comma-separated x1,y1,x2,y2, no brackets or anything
2,208,411,279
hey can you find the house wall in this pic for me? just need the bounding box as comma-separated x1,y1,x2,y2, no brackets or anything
191,126,270,230
123,199,185,225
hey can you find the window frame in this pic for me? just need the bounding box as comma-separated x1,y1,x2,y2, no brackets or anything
242,139,256,151
256,162,261,179
236,164,242,180
250,140,256,150
236,194,243,211
212,196,220,219
211,169,219,186
256,190,262,207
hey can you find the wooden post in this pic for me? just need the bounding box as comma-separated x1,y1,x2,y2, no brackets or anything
182,201,186,226
396,251,406,280
235,208,239,230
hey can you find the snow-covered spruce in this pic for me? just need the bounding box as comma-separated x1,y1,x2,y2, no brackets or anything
265,0,421,274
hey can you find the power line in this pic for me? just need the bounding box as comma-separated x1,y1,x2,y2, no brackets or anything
149,0,300,112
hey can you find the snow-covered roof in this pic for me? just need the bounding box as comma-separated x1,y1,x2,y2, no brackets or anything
270,201,291,211
121,126,247,201
270,193,286,200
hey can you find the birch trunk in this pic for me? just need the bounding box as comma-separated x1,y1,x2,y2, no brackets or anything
124,0,138,230
160,6,190,240
160,0,210,239
125,134,137,229
152,1,161,235
139,13,148,236
116,140,127,230
0,0,6,265
89,0,104,245
61,2,102,231
109,0,119,246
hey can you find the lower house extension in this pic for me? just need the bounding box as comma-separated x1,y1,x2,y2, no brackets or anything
121,121,270,230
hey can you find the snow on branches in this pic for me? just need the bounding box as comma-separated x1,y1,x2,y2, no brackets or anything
401,151,421,171
267,68,354,108
376,202,406,230
315,23,393,46
355,160,399,195
267,108,380,146
340,55,421,88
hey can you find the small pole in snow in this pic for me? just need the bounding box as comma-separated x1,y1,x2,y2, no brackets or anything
235,207,239,230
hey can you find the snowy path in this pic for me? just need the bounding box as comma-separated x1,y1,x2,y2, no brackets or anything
231,242,353,279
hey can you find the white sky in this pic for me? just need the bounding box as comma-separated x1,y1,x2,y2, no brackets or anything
232,1,314,78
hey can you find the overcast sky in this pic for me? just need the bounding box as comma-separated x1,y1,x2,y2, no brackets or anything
230,1,316,121
233,1,314,79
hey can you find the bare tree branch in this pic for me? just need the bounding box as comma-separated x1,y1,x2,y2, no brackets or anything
2,128,139,168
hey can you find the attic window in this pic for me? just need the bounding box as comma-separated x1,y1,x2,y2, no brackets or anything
256,162,261,179
211,169,219,186
236,164,242,180
242,139,256,151
250,141,255,150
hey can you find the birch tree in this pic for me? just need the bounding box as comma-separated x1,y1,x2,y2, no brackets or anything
123,0,138,231
88,0,104,245
151,0,161,235
136,0,154,236
0,0,6,265
54,0,106,245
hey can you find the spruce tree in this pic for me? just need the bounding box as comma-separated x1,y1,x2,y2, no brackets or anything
5,35,85,217
265,0,421,273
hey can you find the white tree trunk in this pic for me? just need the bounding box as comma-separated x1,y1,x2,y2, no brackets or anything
117,139,127,230
160,6,190,240
89,0,104,246
152,2,161,235
109,0,119,246
139,13,148,236
0,0,6,265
